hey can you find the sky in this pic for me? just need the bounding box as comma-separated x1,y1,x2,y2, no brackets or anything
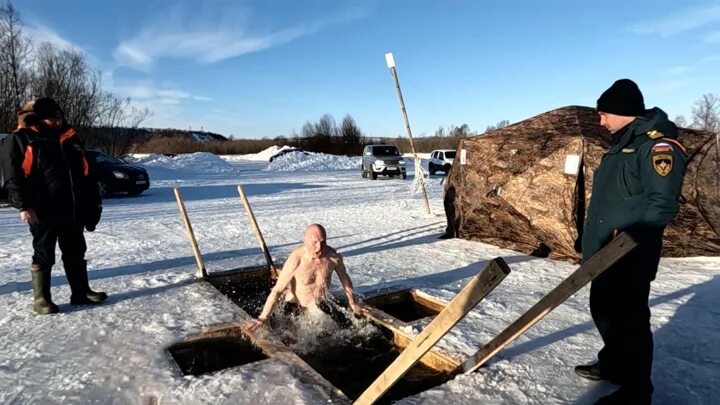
13,0,720,138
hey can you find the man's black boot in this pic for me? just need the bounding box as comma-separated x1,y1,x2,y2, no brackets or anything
65,260,107,305
575,362,608,381
30,264,59,314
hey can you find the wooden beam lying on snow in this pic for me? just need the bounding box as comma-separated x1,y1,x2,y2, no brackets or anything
354,257,511,405
458,232,636,374
174,187,207,278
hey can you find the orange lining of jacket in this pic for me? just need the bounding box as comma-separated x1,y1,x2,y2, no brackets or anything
18,127,89,177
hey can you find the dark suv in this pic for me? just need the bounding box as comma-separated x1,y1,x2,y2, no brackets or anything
86,150,150,197
361,144,407,180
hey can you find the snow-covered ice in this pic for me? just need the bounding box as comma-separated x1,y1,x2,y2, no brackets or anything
1,151,718,404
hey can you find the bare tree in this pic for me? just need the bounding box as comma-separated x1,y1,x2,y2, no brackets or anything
340,114,364,155
88,96,152,156
0,0,32,131
448,123,471,138
691,93,720,133
30,43,104,128
486,120,510,132
674,114,688,128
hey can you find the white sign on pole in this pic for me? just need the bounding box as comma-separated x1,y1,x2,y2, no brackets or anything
564,154,581,176
385,53,395,68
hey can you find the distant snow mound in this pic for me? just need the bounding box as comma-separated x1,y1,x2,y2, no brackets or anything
129,152,237,173
241,145,297,161
264,151,361,171
191,132,216,143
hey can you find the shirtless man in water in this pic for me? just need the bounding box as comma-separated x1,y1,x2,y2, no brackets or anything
245,224,362,330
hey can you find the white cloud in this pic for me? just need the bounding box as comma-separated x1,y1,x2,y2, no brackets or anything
630,4,720,36
106,80,203,106
115,26,317,70
113,5,367,70
662,66,691,76
23,25,79,50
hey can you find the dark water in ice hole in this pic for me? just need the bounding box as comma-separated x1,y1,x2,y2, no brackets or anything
208,275,273,318
207,275,453,402
370,298,440,323
168,335,268,376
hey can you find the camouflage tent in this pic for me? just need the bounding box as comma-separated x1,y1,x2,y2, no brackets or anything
444,106,720,261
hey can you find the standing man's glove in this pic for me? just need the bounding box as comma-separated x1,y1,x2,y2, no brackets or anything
85,205,102,232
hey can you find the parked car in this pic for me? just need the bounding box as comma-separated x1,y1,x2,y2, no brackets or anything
428,149,456,175
85,150,150,197
361,144,407,180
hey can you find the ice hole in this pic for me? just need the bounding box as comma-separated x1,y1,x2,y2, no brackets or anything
207,266,274,318
168,330,268,376
204,269,455,402
365,289,446,323
268,301,454,402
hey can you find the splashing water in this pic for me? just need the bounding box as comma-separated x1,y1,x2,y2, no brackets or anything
268,299,383,354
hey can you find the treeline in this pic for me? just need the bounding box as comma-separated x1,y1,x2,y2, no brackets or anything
137,113,367,155
0,1,151,153
136,114,487,156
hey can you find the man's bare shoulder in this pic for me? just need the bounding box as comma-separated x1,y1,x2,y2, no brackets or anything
288,246,305,261
325,246,343,261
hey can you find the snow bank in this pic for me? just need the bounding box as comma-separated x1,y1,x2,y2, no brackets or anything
129,152,237,174
238,145,297,161
264,151,361,172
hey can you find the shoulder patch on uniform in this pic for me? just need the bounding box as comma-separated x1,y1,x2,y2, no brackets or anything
651,142,673,153
652,153,673,176
647,130,664,139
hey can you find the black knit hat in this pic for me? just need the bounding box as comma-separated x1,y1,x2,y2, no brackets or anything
19,97,64,120
596,79,645,117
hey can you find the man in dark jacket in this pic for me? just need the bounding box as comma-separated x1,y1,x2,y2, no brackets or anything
2,98,107,315
575,80,686,404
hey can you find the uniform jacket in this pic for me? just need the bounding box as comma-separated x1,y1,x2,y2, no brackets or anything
1,114,101,226
581,108,686,262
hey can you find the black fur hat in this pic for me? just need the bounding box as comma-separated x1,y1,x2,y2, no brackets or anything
19,98,64,119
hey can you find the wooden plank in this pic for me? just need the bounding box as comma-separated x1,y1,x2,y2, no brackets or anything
353,257,511,405
173,187,207,278
237,185,277,278
361,306,462,373
411,290,450,313
458,232,637,374
391,332,459,373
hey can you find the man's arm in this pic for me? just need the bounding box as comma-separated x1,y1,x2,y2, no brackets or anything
256,252,301,322
639,141,686,227
334,254,362,314
2,134,32,212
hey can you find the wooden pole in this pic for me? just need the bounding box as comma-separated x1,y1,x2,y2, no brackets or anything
237,185,277,277
458,233,636,374
353,258,511,405
386,54,432,215
173,187,207,278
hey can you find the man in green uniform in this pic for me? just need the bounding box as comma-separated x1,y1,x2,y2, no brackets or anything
575,79,686,404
